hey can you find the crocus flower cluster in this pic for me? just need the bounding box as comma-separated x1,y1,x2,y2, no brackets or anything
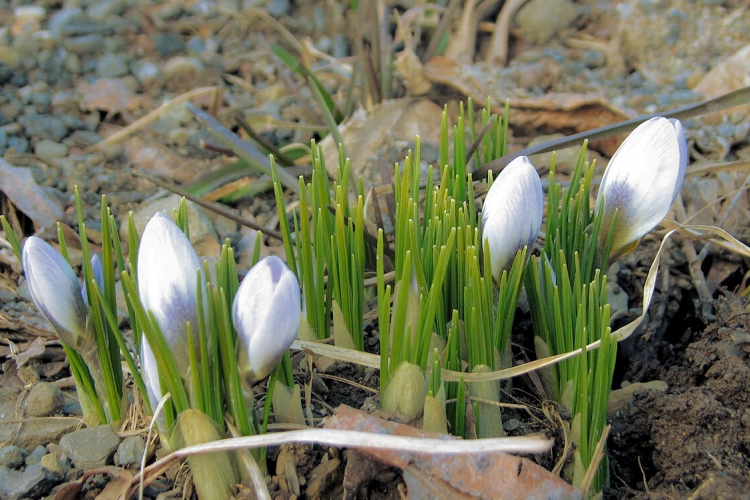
480,117,687,278
137,212,301,410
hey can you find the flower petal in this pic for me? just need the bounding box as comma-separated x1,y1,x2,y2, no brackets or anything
81,254,105,307
481,156,543,281
137,212,202,377
233,256,301,383
22,236,88,348
596,117,687,256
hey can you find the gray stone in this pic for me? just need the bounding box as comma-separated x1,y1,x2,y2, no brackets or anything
25,382,66,417
25,445,46,466
515,0,580,44
607,282,630,316
49,8,83,39
0,460,63,500
40,450,68,477
65,130,102,147
267,0,290,17
0,446,27,468
162,56,204,82
95,53,129,78
63,34,104,55
34,140,69,165
59,425,120,469
134,61,160,85
17,114,68,141
7,137,29,153
0,46,21,70
115,435,145,467
87,0,125,22
153,32,185,57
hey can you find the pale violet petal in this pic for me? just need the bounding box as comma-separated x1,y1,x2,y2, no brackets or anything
140,336,162,414
481,156,543,281
22,236,88,347
137,212,202,377
81,254,105,307
596,117,688,254
233,255,301,382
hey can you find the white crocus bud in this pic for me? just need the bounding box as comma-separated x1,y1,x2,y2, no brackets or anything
481,156,543,282
22,236,89,350
233,256,301,383
138,212,203,383
596,117,688,259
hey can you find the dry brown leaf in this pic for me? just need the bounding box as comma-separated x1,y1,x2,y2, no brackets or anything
325,405,581,500
122,136,204,184
75,79,141,116
53,467,132,500
0,159,65,231
319,98,444,192
423,56,632,156
694,44,750,124
11,336,47,368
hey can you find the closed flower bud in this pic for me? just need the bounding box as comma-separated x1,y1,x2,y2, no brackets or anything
481,156,543,282
138,212,202,382
22,236,89,350
233,256,301,383
596,117,688,259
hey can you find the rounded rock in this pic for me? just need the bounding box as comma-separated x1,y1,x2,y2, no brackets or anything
25,382,66,417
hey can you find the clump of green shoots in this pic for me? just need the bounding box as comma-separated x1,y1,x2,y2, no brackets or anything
13,195,303,498
526,117,688,495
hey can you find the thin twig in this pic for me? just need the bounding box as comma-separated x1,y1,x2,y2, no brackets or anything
91,87,219,151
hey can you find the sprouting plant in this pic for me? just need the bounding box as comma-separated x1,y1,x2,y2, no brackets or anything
17,191,143,425
526,117,688,495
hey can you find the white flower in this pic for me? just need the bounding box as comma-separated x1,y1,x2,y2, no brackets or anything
137,212,203,383
596,117,688,259
481,156,543,282
22,236,89,349
233,256,301,383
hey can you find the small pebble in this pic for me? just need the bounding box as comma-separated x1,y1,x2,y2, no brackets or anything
59,425,121,469
18,114,68,141
87,0,125,23
25,382,66,417
8,136,29,153
153,32,185,57
25,445,47,467
0,446,28,469
95,53,129,78
115,436,145,467
63,34,104,55
162,56,203,81
49,8,83,40
267,0,290,17
0,46,21,70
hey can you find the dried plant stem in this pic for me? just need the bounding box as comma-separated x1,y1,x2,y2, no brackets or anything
485,0,528,65
91,87,219,150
